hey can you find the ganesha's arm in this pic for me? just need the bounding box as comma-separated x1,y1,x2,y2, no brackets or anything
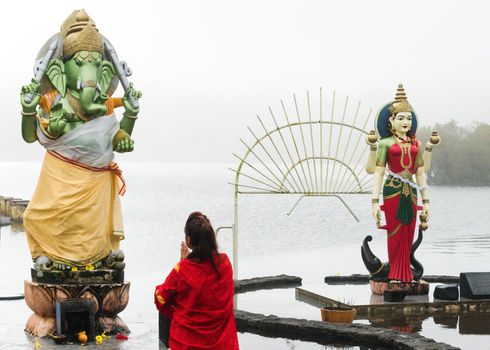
106,96,136,152
20,80,41,143
120,83,141,136
108,97,135,135
120,116,136,136
112,84,140,152
21,115,38,143
113,115,136,153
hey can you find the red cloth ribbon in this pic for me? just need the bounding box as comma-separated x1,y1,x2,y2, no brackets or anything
115,333,129,340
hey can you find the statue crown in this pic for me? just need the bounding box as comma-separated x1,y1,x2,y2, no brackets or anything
61,9,103,59
391,83,413,115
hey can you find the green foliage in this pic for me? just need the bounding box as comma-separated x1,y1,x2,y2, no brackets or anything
417,120,490,186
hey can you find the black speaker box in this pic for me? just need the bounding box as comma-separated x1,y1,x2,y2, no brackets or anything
459,272,490,299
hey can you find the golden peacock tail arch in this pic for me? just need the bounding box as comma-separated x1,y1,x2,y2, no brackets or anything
228,88,375,279
231,88,374,195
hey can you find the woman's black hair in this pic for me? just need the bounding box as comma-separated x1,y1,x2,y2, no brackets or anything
184,212,220,276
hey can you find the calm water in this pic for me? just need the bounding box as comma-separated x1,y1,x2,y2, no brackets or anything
1,162,489,349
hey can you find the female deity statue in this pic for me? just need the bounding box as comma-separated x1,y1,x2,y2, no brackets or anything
19,10,141,271
364,84,439,285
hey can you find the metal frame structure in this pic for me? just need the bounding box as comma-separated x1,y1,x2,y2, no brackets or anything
229,88,374,279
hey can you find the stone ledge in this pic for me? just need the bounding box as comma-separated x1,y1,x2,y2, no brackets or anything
31,268,124,284
324,274,460,285
235,309,460,350
234,275,302,293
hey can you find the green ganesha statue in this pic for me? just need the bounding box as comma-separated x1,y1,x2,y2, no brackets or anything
19,10,141,272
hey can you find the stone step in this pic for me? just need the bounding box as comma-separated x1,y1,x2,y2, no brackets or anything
0,195,29,222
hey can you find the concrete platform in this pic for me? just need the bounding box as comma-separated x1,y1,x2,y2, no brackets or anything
296,287,490,318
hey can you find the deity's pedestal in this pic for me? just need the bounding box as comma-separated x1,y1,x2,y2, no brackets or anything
370,280,429,296
24,269,130,338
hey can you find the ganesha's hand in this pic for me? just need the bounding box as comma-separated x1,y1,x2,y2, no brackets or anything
47,115,67,138
47,108,72,137
115,136,134,153
20,79,41,113
372,203,381,227
122,83,142,117
113,129,135,153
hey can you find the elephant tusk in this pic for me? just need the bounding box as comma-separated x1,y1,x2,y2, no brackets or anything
82,80,97,88
77,80,98,90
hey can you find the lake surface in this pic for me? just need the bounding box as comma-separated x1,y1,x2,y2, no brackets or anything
1,162,489,349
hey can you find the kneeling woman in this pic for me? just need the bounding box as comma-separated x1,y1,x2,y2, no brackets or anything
155,212,239,350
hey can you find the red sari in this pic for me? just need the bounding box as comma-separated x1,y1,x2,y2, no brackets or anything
154,253,239,350
377,137,423,282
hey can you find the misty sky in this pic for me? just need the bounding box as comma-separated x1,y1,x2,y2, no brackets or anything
1,0,489,162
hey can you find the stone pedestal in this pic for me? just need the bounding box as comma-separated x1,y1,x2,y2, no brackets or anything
370,280,429,296
24,280,130,337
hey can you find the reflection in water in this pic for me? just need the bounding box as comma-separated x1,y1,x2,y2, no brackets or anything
9,222,24,233
433,313,458,329
459,313,490,334
322,346,385,350
369,294,430,305
369,315,424,333
285,339,297,349
369,312,490,336
366,290,490,337
240,333,386,350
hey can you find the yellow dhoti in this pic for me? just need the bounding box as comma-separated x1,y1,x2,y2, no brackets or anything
24,151,124,267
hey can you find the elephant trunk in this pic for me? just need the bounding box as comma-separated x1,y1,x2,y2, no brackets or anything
361,235,390,280
79,84,107,117
361,235,382,274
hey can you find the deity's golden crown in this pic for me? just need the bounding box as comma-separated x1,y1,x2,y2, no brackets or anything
390,83,413,115
61,10,104,58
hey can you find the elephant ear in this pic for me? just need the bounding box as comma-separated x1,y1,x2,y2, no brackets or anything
46,58,66,97
100,61,116,94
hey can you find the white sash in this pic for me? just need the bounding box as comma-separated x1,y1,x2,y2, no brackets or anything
37,115,119,168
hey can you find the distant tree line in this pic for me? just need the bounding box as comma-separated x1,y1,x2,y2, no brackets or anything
417,120,490,186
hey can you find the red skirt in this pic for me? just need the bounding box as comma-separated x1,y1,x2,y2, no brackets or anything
381,194,420,282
